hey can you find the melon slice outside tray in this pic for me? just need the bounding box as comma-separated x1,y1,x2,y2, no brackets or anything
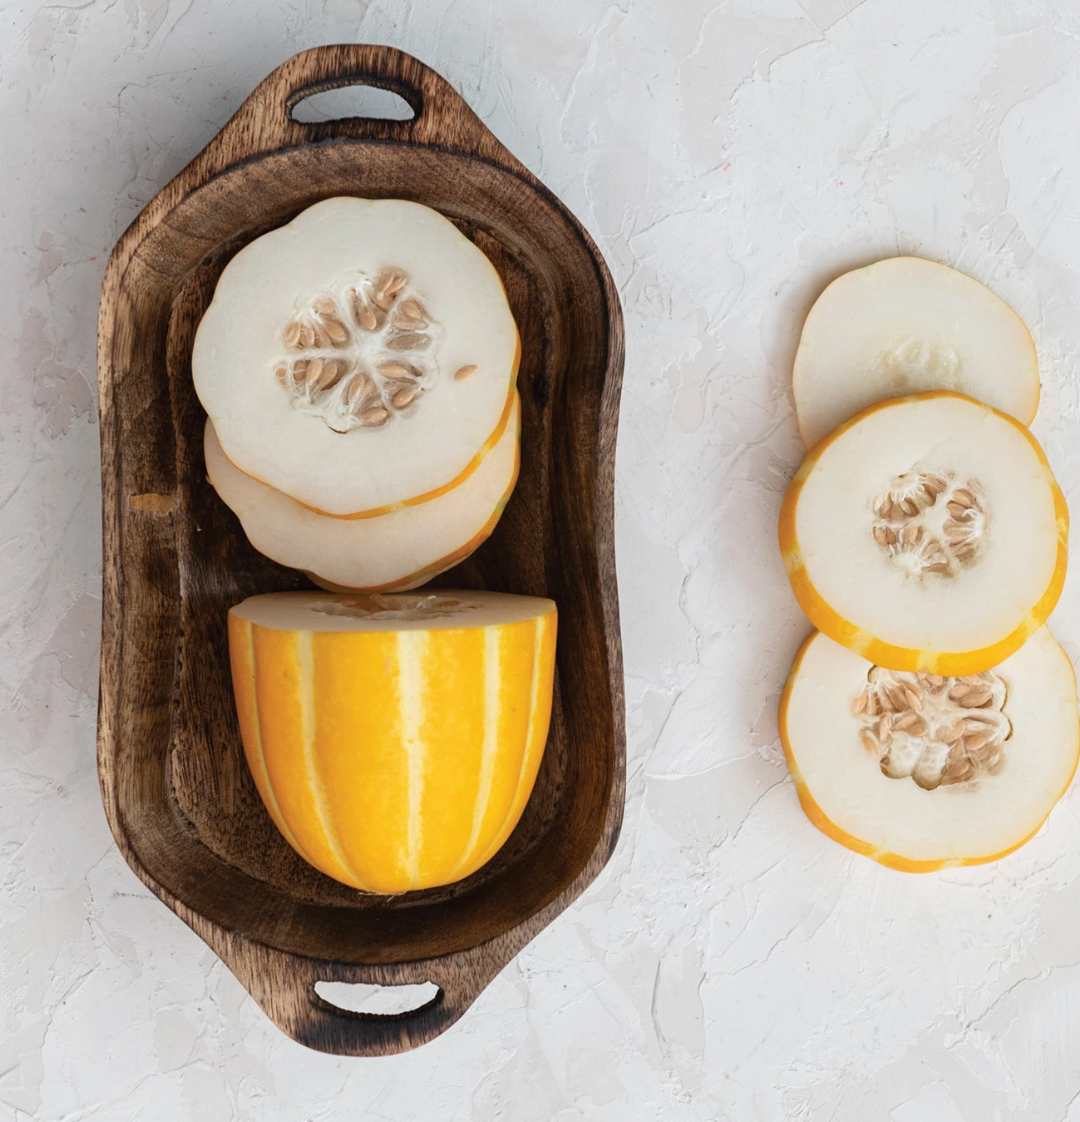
228,590,557,894
205,394,520,591
193,197,520,517
778,392,1067,676
793,257,1040,449
780,626,1079,870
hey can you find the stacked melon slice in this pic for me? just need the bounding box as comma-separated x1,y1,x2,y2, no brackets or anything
778,258,1077,870
194,197,522,591
195,199,557,893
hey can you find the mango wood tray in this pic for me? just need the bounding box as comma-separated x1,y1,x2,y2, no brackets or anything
96,46,625,1056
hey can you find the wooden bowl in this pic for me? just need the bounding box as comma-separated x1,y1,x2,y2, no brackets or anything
96,46,625,1055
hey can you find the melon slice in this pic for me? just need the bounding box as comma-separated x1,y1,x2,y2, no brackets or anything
205,394,520,591
228,590,557,893
779,627,1079,871
793,257,1039,449
779,392,1067,676
192,197,520,517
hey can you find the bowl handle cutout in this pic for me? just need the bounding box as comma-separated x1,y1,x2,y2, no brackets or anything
290,84,415,124
235,948,504,1056
313,979,440,1016
300,975,451,1056
199,45,510,166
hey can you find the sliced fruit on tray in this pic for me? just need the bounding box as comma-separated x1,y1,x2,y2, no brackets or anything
193,197,520,517
205,394,520,591
779,392,1067,676
228,590,557,893
793,256,1039,449
779,626,1079,871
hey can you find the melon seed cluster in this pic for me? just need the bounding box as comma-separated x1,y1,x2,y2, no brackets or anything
851,667,1010,790
275,268,475,434
870,471,985,578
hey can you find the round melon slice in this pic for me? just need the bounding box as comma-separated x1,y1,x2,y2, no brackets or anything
228,590,557,893
778,392,1067,676
205,394,520,591
794,257,1039,449
779,627,1079,871
192,197,520,517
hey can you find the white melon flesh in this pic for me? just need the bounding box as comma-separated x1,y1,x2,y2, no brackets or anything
794,257,1039,449
780,628,1079,869
779,393,1067,675
192,197,519,516
205,395,520,591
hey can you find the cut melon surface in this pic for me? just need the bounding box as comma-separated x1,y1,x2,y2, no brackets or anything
228,590,557,893
794,257,1039,449
205,394,520,591
779,392,1068,675
193,197,520,517
779,627,1079,871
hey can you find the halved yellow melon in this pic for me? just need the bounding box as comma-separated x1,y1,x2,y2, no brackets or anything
794,257,1039,449
205,394,520,591
193,197,520,517
228,590,556,893
779,627,1079,871
779,392,1067,676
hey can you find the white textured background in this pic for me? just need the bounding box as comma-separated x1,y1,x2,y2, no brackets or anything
6,0,1080,1118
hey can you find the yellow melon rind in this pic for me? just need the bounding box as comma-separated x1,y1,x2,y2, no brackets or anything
778,390,1068,675
227,614,317,867
242,623,366,886
452,610,557,878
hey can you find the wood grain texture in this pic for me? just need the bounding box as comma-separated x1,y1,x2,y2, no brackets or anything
97,45,625,1056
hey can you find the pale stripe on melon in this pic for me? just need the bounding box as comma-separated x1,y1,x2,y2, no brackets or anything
205,394,520,591
227,591,557,893
778,392,1068,676
794,257,1039,449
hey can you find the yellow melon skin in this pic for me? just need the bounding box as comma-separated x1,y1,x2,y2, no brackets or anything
777,630,1080,872
778,391,1069,677
227,598,556,893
